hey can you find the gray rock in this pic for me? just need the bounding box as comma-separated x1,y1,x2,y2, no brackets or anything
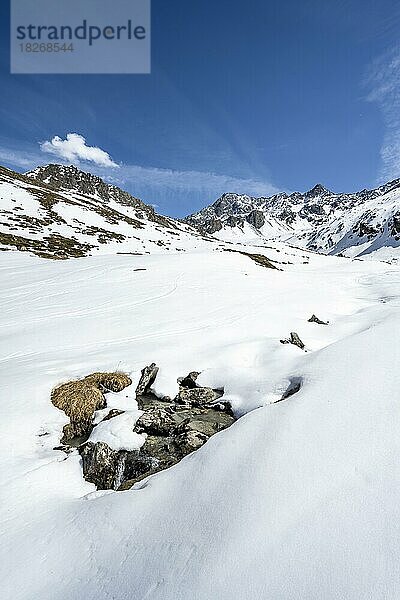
226,215,244,227
79,441,133,490
308,314,328,325
135,406,177,436
176,386,220,407
174,429,208,454
204,218,223,234
290,332,305,349
177,371,200,389
280,332,305,350
246,210,265,229
135,363,159,397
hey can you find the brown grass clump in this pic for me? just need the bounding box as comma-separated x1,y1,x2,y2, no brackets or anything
223,248,279,270
84,372,132,393
51,371,132,442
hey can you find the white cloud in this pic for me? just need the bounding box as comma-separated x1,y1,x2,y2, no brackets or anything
366,46,400,183
40,133,118,168
0,141,282,217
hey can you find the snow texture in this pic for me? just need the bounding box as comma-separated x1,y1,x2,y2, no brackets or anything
1,243,400,599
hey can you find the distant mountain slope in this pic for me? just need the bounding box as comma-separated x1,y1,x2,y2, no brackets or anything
0,164,206,259
3,163,399,262
185,180,400,260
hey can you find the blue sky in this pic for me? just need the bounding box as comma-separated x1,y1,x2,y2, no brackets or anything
0,0,399,217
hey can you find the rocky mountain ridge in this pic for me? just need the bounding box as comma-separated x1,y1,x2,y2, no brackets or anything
185,179,400,259
1,162,399,261
0,163,205,259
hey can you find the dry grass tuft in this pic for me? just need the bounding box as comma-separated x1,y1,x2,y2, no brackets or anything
51,371,132,442
84,372,132,393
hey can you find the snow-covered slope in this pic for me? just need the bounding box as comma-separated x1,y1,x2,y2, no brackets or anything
1,244,400,599
2,160,400,598
185,180,400,260
0,163,211,258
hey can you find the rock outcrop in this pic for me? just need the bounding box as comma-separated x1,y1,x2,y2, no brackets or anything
308,314,328,325
246,209,265,229
77,365,234,490
280,332,305,350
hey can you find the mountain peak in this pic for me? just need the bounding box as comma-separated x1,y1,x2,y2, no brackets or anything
0,162,196,259
26,163,107,191
305,183,331,197
184,177,400,259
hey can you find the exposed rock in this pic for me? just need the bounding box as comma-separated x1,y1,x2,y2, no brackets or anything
240,251,278,269
184,179,400,259
356,221,380,238
117,406,235,491
135,406,177,436
135,363,159,397
53,444,75,455
226,215,244,228
80,441,141,490
246,209,265,229
308,314,328,325
51,371,132,443
390,213,400,237
174,429,208,454
177,371,200,389
77,366,235,491
280,332,305,350
51,364,235,491
176,386,221,407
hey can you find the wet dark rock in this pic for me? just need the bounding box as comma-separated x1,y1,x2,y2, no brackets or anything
78,366,235,491
308,314,328,325
80,441,142,490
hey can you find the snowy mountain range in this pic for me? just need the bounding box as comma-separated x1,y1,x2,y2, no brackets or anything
185,180,400,261
0,162,398,263
0,163,208,259
1,162,399,262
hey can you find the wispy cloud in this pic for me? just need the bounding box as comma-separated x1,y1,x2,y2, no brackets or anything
366,46,400,183
0,139,281,217
0,147,40,169
91,163,281,215
40,133,119,168
98,163,279,197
